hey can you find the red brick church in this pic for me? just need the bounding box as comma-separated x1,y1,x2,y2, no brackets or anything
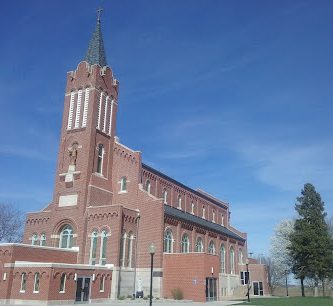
0,13,269,304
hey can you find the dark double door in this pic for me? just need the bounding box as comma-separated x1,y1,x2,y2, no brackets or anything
75,277,91,302
205,277,217,301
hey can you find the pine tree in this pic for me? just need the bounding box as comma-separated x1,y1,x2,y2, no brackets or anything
288,183,333,297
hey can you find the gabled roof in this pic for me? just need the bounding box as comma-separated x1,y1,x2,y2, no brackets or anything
84,17,107,67
164,205,245,242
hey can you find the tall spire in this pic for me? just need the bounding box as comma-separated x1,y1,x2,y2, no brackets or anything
84,8,108,67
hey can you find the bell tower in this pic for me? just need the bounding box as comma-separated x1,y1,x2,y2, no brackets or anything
52,10,119,217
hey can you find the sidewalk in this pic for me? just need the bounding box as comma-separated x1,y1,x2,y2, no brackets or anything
2,300,245,306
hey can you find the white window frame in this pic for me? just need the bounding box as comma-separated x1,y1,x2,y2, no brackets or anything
99,230,108,265
89,231,98,265
238,248,244,265
74,89,82,128
99,275,105,292
33,272,40,293
164,230,173,253
20,273,27,293
220,245,226,273
195,237,203,252
108,97,114,135
59,225,74,249
96,92,103,129
240,271,249,285
31,233,38,246
120,176,127,193
59,273,66,293
67,91,75,130
145,180,151,194
103,96,108,132
230,247,235,274
82,87,90,127
191,202,195,214
177,195,182,209
40,233,46,246
97,144,104,175
208,241,216,255
163,189,168,204
181,233,190,253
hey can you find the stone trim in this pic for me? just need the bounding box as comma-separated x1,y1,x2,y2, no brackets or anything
5,261,114,270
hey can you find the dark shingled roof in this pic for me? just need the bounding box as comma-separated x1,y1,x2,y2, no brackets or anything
84,19,107,67
164,205,245,242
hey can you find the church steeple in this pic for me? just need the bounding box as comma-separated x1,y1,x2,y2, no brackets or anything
84,8,108,67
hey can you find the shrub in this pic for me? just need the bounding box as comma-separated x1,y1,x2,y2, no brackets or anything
118,296,126,300
171,288,183,300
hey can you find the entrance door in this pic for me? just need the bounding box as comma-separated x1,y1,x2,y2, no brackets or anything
75,277,91,302
205,278,217,301
253,281,263,296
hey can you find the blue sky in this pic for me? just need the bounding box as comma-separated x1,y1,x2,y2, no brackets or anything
0,0,332,256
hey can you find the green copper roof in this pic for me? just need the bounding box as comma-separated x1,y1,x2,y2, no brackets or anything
84,16,107,67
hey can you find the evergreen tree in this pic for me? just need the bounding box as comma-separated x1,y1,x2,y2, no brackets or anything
288,183,333,297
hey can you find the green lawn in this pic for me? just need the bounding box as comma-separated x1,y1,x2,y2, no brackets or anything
238,297,333,306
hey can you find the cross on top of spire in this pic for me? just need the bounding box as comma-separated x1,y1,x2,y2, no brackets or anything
84,8,108,67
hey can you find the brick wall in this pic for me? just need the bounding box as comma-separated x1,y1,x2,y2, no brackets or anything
163,253,219,302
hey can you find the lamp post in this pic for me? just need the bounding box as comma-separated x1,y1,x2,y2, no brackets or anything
149,243,156,306
285,270,289,297
246,259,250,302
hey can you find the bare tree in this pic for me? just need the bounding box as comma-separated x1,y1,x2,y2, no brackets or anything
0,203,24,243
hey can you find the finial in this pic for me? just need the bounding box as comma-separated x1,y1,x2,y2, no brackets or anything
97,7,103,22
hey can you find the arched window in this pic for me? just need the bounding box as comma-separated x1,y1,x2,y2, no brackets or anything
164,230,173,253
33,272,40,293
127,232,134,268
97,144,104,174
99,275,105,292
191,202,195,214
59,273,66,293
120,176,127,192
100,230,108,265
230,247,235,274
221,213,224,226
195,237,204,252
40,233,46,246
220,245,226,273
208,241,216,255
238,248,244,265
89,231,98,265
212,210,216,223
145,180,151,193
202,206,206,219
178,195,182,209
20,273,27,292
163,189,168,204
181,233,190,253
59,225,74,249
31,233,38,245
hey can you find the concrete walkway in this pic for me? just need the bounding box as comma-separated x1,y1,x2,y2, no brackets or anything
2,300,245,306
